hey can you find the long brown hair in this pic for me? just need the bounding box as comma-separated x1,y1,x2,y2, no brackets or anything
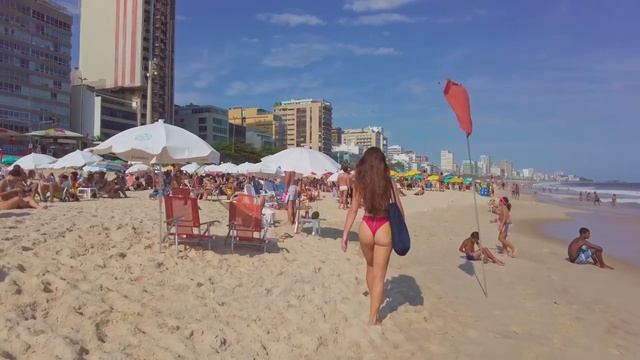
355,147,392,215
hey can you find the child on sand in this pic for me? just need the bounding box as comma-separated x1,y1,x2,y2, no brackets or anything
459,232,504,266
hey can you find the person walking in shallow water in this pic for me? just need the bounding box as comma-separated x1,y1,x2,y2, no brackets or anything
342,147,404,326
611,194,617,207
593,191,601,206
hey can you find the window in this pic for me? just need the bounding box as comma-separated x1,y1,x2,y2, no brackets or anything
198,125,207,132
50,92,57,100
198,117,206,124
19,58,28,68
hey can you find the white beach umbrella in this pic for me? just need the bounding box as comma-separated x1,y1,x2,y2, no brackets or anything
248,161,283,179
261,147,339,175
216,162,238,174
200,164,220,174
11,153,57,170
90,120,220,164
234,162,260,174
125,163,152,174
51,150,102,169
180,162,202,174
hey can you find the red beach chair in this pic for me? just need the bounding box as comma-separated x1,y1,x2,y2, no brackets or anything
227,193,269,253
163,194,217,255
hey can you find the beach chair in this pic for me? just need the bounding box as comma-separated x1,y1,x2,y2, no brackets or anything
163,194,218,255
227,193,270,253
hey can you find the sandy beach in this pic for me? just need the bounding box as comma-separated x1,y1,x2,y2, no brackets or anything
1,190,639,359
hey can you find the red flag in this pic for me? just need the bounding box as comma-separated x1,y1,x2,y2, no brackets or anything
443,79,473,137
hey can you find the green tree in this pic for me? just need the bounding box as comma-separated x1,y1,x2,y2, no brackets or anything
211,141,285,164
389,161,405,173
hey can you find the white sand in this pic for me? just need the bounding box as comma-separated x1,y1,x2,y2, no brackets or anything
1,190,639,359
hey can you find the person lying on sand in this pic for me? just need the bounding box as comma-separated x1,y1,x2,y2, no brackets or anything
568,227,614,269
459,231,504,266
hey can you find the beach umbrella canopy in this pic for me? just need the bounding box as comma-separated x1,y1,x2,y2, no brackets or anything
90,120,220,164
403,170,421,177
234,162,260,174
10,153,56,170
464,177,473,185
125,163,152,174
84,160,126,173
26,128,83,138
216,162,238,174
1,156,19,165
200,164,220,174
390,170,399,177
450,177,464,184
0,128,24,138
427,175,440,181
247,161,283,179
51,150,102,169
261,147,339,175
180,162,202,174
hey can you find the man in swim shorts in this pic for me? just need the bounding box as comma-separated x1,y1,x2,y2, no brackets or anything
336,165,351,210
458,232,504,266
568,227,614,269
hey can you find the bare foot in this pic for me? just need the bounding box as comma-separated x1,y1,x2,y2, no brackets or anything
495,260,505,266
510,247,518,258
368,318,382,326
601,264,614,270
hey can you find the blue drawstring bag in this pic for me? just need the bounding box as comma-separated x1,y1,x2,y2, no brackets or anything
388,183,410,255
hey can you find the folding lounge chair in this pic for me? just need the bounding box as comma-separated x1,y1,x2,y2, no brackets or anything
227,193,270,253
163,194,218,255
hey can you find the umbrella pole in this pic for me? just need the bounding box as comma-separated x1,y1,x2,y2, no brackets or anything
466,136,488,297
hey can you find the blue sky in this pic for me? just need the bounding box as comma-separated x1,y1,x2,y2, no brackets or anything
58,0,639,181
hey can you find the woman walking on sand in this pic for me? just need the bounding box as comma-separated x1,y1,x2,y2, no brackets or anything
341,147,404,326
492,196,517,257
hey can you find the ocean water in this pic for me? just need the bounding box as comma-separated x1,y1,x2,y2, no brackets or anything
529,182,640,265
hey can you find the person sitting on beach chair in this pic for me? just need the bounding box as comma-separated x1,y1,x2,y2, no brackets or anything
459,231,504,266
568,228,614,269
0,166,46,210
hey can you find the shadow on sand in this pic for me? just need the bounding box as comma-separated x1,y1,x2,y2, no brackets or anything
379,274,424,320
0,212,31,219
458,260,488,297
313,226,359,242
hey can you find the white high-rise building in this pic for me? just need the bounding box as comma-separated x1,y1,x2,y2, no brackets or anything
440,150,454,173
386,145,402,158
522,168,535,178
478,155,491,176
490,165,501,177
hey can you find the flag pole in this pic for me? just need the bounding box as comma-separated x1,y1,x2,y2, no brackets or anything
466,136,488,297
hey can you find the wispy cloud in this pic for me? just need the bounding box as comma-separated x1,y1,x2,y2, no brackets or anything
344,0,416,13
226,76,322,96
257,13,326,27
176,50,232,89
240,37,260,44
176,14,188,21
339,44,402,56
54,0,80,15
262,42,401,68
262,43,331,68
339,13,419,26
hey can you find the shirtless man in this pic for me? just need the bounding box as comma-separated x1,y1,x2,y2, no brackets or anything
459,232,504,266
568,228,614,269
336,165,351,209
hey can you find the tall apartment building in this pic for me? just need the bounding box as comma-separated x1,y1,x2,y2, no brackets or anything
174,104,228,143
79,0,175,123
0,0,72,132
440,150,454,173
273,98,332,154
386,144,402,158
478,154,491,176
500,160,513,178
342,126,386,151
228,107,285,147
70,84,138,140
462,160,478,176
331,127,343,145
